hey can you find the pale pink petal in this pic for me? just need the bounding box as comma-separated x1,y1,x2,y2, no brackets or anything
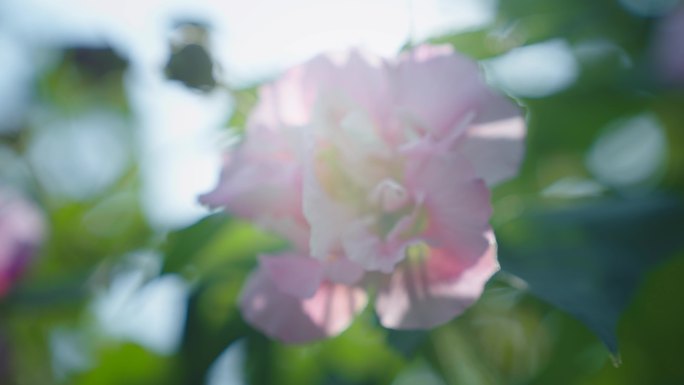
240,268,368,344
324,257,365,285
341,218,407,273
260,216,310,252
340,198,423,273
456,92,526,186
200,156,296,213
301,145,356,259
201,70,308,225
392,45,490,140
303,186,352,260
260,254,324,299
369,179,410,212
404,146,492,264
330,108,394,190
248,65,311,128
199,153,308,243
375,231,498,329
302,49,390,121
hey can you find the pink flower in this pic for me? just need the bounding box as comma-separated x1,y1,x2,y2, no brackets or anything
0,187,45,297
201,45,525,343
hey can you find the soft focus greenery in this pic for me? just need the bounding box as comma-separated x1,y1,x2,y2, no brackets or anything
1,1,683,384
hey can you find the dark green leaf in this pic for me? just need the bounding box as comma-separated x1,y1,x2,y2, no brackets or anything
162,213,231,273
386,330,429,359
498,197,684,354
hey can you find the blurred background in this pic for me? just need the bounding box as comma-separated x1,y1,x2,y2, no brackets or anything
1,0,683,384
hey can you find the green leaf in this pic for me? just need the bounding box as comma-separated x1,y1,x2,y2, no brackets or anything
498,197,684,354
386,330,429,359
162,213,232,273
228,87,259,132
162,213,288,276
178,282,249,384
73,343,177,385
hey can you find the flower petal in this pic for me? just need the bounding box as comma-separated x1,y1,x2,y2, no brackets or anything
324,257,365,285
260,254,324,299
199,155,300,216
457,94,526,186
199,149,308,249
404,146,492,264
375,231,498,329
341,217,407,273
392,45,489,140
303,49,390,121
301,145,356,259
248,65,311,128
240,268,368,344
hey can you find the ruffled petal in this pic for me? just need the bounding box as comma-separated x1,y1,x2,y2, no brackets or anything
248,65,311,128
375,231,498,329
392,45,490,140
341,217,405,273
324,257,365,285
404,146,492,265
199,151,308,248
301,136,357,259
302,177,354,260
302,49,390,121
240,268,368,344
199,155,300,214
456,92,526,186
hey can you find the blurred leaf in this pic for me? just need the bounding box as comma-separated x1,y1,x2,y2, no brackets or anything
228,87,258,131
167,214,289,383
386,330,429,359
245,331,274,385
317,314,405,385
64,46,128,82
73,343,176,385
179,283,248,384
39,45,130,112
583,252,684,384
163,213,231,273
430,29,511,60
497,0,650,53
498,197,684,353
36,195,151,279
163,213,287,276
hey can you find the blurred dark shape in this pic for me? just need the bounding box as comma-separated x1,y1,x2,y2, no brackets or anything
165,21,217,92
386,329,429,358
652,5,684,86
165,44,216,91
64,45,128,82
0,130,23,148
0,333,13,385
38,43,130,111
499,197,684,354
